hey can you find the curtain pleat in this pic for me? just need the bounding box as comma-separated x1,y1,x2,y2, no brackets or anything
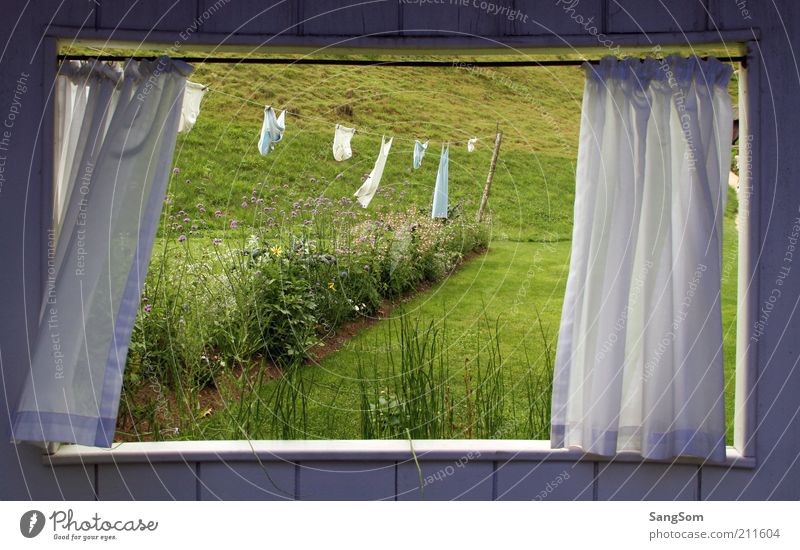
552,56,733,462
12,57,192,447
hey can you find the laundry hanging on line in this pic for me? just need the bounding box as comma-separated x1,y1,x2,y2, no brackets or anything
431,143,449,219
467,137,478,152
354,135,393,208
258,106,286,156
333,124,356,161
413,140,428,169
178,81,208,133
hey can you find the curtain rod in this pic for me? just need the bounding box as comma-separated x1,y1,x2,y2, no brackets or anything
57,55,746,67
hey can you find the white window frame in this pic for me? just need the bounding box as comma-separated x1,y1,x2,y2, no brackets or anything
40,31,760,470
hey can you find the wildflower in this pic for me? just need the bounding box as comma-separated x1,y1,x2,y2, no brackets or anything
212,238,222,246
230,220,238,229
255,270,262,277
144,304,152,313
183,217,191,223
214,210,223,218
270,245,283,256
241,201,248,208
172,167,180,175
327,281,336,291
178,235,187,242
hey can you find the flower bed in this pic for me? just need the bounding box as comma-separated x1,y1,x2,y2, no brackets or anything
123,198,489,397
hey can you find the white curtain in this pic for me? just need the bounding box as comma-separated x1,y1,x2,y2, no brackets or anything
551,56,733,462
12,57,191,447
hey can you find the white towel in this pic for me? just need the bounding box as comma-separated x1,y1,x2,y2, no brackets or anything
333,124,356,161
178,81,207,133
354,136,393,208
413,140,428,169
258,106,285,156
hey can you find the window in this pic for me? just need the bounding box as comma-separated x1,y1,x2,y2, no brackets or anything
24,40,756,467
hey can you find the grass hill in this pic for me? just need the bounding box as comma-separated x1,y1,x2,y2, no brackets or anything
168,58,586,242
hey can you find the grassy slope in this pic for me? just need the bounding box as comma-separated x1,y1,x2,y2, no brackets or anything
127,54,738,441
169,61,583,242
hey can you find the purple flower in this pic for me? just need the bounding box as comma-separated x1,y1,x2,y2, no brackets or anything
172,167,180,175
230,220,238,229
183,217,191,223
241,201,248,208
214,210,223,218
178,235,187,242
144,304,152,313
212,238,222,246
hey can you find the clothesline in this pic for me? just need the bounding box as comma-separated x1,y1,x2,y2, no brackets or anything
206,87,496,146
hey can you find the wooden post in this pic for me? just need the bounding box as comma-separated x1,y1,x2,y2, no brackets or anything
476,123,502,223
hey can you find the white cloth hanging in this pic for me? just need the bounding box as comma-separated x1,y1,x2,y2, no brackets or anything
258,106,285,156
333,124,356,161
178,80,207,133
431,143,449,218
354,135,393,208
413,140,428,169
13,57,191,447
551,56,733,462
467,137,478,152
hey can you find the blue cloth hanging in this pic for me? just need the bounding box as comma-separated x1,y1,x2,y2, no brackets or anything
413,139,428,169
431,143,449,219
258,106,285,156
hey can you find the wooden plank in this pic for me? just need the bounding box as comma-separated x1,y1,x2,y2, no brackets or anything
607,0,707,34
708,0,757,30
97,463,197,500
296,461,395,500
303,1,399,36
50,0,100,28
199,461,295,500
494,461,594,500
511,0,604,36
597,463,699,500
26,463,96,500
198,0,297,35
401,2,514,36
396,459,493,500
99,0,198,32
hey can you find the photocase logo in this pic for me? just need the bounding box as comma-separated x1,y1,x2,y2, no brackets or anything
20,510,45,538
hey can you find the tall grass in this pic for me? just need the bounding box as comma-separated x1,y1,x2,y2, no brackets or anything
357,311,556,440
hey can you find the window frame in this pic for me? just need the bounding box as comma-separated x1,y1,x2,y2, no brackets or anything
40,32,760,469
